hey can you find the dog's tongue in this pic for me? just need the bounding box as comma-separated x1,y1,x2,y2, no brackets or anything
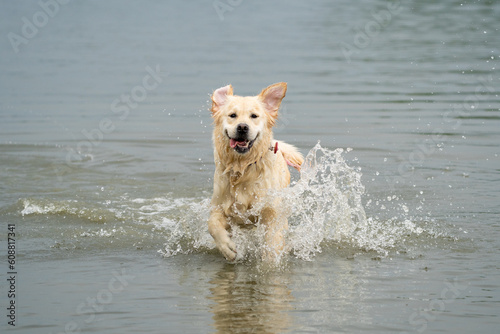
230,139,247,148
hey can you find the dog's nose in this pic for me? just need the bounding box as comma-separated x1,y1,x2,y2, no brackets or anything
237,123,249,134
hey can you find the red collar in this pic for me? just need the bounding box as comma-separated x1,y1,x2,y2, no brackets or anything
270,142,278,154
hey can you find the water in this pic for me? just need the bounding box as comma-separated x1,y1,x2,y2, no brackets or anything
1,0,499,332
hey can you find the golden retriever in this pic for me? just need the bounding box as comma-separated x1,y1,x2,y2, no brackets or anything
208,82,303,262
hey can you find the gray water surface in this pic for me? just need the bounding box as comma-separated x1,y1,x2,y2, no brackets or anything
1,0,499,333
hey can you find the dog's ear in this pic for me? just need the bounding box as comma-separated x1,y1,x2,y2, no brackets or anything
259,82,287,119
211,85,233,114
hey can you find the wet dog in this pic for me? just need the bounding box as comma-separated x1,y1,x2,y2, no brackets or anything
208,82,303,261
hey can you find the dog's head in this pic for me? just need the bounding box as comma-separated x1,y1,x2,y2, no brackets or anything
211,82,287,155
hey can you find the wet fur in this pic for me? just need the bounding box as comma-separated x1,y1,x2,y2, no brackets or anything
208,82,303,262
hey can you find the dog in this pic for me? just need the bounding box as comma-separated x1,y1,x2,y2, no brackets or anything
208,82,303,262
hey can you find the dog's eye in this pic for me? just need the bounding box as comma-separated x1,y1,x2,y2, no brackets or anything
251,114,258,119
229,113,237,118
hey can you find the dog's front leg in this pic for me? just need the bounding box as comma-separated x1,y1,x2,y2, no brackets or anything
208,208,237,261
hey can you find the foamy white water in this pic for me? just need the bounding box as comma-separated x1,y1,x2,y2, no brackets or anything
155,143,456,264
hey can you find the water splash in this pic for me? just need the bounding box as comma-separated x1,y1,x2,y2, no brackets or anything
160,142,446,261
285,142,368,260
157,198,213,257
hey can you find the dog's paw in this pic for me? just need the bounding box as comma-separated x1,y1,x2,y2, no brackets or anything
217,234,237,261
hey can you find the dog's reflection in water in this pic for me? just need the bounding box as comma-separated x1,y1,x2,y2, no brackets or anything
208,264,294,334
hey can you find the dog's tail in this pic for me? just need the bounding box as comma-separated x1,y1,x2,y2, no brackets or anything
275,140,304,171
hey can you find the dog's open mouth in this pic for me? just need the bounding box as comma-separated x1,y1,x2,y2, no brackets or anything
230,138,249,148
229,138,255,153
227,134,258,154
